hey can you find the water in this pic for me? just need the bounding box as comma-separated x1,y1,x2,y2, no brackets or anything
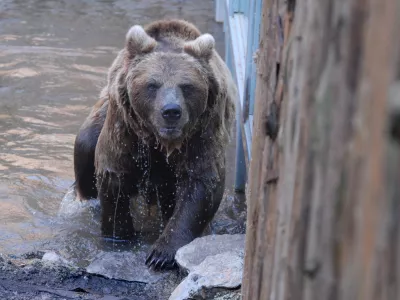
0,0,240,267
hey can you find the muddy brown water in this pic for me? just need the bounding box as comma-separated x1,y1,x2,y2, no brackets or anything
0,0,243,268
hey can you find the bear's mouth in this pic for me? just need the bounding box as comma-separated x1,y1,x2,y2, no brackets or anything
159,127,182,139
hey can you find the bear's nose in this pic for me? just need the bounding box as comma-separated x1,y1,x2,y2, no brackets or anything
161,104,182,121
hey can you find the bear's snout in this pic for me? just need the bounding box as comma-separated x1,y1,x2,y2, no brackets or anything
161,103,182,122
151,86,189,141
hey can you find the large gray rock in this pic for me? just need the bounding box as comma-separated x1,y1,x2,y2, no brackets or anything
170,234,245,300
169,251,243,300
86,250,168,284
175,234,245,272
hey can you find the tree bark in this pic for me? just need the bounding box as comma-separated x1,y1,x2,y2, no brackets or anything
241,0,400,299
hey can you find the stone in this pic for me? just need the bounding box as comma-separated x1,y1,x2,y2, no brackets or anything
170,234,245,299
212,290,242,300
175,234,245,272
209,194,246,235
169,250,244,300
86,250,168,284
42,251,72,266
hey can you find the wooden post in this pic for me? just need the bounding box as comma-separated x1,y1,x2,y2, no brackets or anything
241,0,400,299
241,0,279,298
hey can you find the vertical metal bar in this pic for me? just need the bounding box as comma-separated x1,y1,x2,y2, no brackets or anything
235,121,247,192
215,0,225,22
225,0,248,191
231,0,239,14
249,0,263,115
241,0,248,16
244,0,256,120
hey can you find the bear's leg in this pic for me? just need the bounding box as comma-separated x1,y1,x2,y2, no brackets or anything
97,172,136,240
146,176,225,270
73,121,103,200
148,183,176,226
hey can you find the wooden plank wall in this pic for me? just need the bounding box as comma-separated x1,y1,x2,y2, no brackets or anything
241,0,400,299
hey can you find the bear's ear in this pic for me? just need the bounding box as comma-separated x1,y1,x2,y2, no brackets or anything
125,25,157,58
184,33,215,60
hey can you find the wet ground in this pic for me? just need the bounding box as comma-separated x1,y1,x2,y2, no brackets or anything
0,251,186,299
0,0,245,286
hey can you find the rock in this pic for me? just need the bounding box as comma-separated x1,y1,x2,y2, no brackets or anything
0,253,152,299
212,290,242,300
171,234,245,300
175,234,245,272
21,251,46,260
209,194,246,235
86,250,168,284
169,250,244,300
42,251,72,266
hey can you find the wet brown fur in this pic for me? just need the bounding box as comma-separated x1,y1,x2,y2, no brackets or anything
73,19,236,270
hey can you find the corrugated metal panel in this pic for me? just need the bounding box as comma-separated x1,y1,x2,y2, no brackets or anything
216,0,262,190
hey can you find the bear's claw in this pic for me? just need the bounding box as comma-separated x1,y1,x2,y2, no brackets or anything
145,247,177,271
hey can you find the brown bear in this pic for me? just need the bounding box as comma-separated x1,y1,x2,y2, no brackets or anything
73,19,236,270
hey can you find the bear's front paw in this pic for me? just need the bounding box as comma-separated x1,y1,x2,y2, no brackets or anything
145,240,178,271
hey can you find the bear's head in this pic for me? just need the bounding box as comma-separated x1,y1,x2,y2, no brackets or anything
109,21,219,153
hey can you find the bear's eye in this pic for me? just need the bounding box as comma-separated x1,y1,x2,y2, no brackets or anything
147,83,160,93
180,84,196,96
